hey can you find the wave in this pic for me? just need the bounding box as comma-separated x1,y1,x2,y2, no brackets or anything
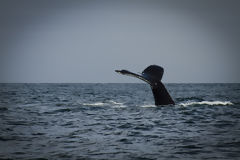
82,102,105,106
82,100,234,108
140,104,156,108
82,100,126,108
110,101,127,108
179,101,233,107
0,107,8,111
44,108,72,114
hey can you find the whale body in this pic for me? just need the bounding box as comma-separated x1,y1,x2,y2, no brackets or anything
115,65,175,106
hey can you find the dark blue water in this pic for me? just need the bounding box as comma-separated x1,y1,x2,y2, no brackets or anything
0,83,240,160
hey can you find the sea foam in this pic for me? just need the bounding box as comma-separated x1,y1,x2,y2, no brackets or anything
83,102,105,106
179,101,233,107
83,100,126,108
140,104,156,108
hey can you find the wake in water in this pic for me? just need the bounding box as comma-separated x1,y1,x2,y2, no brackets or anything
139,101,233,108
82,100,233,108
82,100,127,108
179,101,233,107
83,101,157,108
140,104,156,108
82,99,233,108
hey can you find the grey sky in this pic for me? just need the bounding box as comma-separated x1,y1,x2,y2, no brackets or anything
0,0,240,83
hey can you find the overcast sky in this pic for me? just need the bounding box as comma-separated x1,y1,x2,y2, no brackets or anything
0,0,240,83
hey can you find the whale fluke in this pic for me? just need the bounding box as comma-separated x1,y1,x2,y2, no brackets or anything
115,65,175,106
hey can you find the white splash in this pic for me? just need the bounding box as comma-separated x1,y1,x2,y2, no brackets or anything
179,101,233,107
83,102,106,106
109,100,127,108
111,104,127,108
109,100,123,105
82,100,126,108
140,104,156,108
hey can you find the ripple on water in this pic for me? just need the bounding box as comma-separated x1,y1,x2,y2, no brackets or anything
0,107,8,111
0,83,239,160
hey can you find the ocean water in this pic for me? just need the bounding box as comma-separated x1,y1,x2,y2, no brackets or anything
0,83,240,160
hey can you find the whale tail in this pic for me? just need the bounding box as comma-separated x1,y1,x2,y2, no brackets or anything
115,65,175,105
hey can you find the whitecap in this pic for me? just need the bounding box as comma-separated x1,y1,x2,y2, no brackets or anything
111,104,127,108
109,100,127,108
109,100,123,105
82,102,106,106
140,104,156,108
82,100,126,108
179,101,233,107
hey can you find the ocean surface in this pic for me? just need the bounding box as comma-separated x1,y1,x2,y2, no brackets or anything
0,83,240,160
